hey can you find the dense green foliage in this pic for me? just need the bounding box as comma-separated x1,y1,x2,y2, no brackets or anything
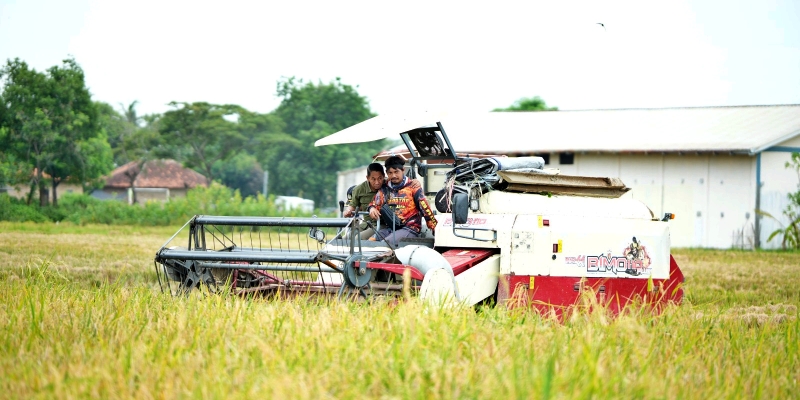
212,152,265,199
0,186,325,226
0,194,51,223
493,96,558,112
275,76,375,134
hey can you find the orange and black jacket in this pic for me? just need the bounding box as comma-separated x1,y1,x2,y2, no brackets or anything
368,177,437,233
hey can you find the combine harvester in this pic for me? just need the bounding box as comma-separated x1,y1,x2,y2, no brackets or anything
155,113,684,316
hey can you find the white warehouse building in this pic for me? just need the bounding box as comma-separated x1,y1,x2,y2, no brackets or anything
335,105,800,249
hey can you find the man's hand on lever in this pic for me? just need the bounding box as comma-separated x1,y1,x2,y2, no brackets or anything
368,206,380,221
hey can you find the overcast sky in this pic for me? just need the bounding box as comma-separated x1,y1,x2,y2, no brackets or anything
1,0,799,118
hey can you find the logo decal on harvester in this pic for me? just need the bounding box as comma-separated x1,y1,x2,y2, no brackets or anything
441,217,488,226
564,255,586,267
585,237,652,276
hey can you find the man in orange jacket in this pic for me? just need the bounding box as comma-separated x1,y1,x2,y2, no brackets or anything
368,156,437,247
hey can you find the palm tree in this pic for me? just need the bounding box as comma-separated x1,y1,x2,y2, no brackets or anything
119,100,141,127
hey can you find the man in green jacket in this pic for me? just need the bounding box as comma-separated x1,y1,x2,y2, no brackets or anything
343,163,385,239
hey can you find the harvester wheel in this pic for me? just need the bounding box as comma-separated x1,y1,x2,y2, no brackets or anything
343,254,373,289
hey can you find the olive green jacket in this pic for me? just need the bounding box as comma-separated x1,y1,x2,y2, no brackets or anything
347,180,378,224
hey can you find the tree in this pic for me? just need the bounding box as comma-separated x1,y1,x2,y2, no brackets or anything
212,152,264,198
100,101,169,167
0,58,106,206
158,102,246,183
0,95,10,187
0,146,19,189
95,101,170,204
266,77,386,207
237,109,296,165
73,132,114,193
0,61,53,204
98,102,131,159
42,130,113,200
493,96,558,112
119,100,141,126
275,77,375,135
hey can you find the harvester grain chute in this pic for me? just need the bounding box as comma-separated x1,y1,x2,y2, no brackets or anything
155,114,684,316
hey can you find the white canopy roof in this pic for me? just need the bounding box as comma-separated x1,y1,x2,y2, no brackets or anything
316,105,800,155
314,110,448,146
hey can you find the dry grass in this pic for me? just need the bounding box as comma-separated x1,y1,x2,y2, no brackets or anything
0,222,798,399
674,249,800,308
0,222,176,288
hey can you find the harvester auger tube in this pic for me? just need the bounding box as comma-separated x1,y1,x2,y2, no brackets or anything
395,245,460,304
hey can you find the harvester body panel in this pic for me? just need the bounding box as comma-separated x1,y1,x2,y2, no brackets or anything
453,254,501,305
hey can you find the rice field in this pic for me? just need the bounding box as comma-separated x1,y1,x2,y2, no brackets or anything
0,221,798,399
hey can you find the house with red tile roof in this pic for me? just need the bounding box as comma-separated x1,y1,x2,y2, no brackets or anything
92,159,208,204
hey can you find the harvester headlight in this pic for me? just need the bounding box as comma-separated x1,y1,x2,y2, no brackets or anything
308,227,326,242
469,198,479,211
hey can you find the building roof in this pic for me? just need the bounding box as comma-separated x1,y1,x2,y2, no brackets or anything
319,105,800,155
450,105,800,155
105,159,208,189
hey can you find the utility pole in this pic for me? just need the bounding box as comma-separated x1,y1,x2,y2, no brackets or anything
268,171,269,198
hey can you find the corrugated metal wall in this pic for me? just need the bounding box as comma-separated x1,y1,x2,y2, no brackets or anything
336,147,799,249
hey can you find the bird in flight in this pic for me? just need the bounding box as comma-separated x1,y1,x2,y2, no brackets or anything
597,22,606,31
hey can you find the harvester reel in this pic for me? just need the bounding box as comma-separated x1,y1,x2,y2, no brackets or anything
155,216,397,300
177,260,218,295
